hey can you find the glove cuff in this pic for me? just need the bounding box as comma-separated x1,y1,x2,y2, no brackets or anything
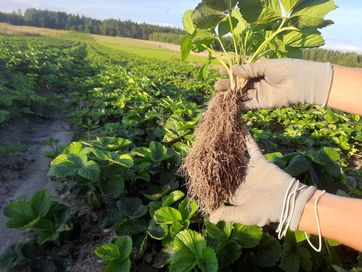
312,62,334,106
289,185,317,231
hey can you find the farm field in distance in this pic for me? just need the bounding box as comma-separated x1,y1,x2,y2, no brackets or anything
0,23,209,63
0,23,361,272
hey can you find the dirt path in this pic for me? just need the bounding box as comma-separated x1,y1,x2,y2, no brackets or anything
0,117,73,255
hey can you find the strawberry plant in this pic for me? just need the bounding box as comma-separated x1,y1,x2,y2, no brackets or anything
3,190,72,245
95,236,133,272
182,0,337,83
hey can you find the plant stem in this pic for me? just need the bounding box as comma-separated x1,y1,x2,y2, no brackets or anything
228,13,239,64
216,36,233,69
202,45,228,71
248,17,288,63
214,38,236,90
202,44,234,90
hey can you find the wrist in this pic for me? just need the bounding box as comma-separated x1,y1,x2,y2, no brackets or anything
289,185,317,231
297,190,325,233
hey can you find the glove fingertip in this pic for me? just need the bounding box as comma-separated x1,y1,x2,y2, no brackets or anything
214,79,230,92
232,64,251,79
244,100,258,110
219,66,229,76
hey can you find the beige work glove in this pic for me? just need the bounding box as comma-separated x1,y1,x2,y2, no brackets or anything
215,59,333,109
209,134,316,230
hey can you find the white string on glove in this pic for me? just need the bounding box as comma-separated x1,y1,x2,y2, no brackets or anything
276,178,326,252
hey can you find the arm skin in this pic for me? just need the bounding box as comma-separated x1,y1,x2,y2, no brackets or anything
299,65,362,251
327,65,362,116
298,190,362,252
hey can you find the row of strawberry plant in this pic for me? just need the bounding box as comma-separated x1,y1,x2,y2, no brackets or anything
0,34,361,271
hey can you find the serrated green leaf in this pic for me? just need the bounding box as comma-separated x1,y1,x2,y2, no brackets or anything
48,154,79,177
326,239,341,247
283,30,325,48
238,0,282,25
77,159,100,182
183,10,195,34
95,243,120,261
147,219,168,240
199,247,218,272
141,185,171,201
290,0,337,28
149,141,167,162
297,247,312,272
0,244,23,269
105,260,131,272
37,231,59,245
117,198,148,219
284,154,311,176
92,137,131,151
170,230,218,272
63,142,83,155
279,241,299,272
197,61,210,81
99,175,124,197
115,236,132,260
231,224,262,248
216,241,241,267
205,221,231,241
181,35,192,62
218,17,238,36
294,230,308,243
33,218,54,231
191,29,216,52
280,0,301,14
192,1,226,29
231,7,248,39
154,207,182,224
115,154,133,168
3,196,38,229
30,189,51,218
162,190,185,207
178,198,197,220
170,220,185,237
116,218,148,236
251,235,281,267
203,0,238,11
319,147,340,162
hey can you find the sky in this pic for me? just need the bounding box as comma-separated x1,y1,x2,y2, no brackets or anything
1,0,362,53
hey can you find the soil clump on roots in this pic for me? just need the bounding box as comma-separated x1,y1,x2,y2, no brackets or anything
181,79,249,213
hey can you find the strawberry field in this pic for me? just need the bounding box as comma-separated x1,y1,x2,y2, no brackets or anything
0,33,361,272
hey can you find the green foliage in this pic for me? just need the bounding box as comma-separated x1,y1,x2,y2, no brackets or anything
95,236,132,272
3,190,72,245
205,221,262,266
0,34,360,272
182,0,337,78
170,229,218,272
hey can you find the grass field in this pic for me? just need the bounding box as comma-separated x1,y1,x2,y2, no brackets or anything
0,23,208,63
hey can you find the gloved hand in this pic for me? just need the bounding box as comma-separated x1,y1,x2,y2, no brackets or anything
215,58,333,109
209,134,316,230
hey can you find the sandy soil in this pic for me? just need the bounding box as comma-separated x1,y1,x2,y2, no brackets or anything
0,117,73,256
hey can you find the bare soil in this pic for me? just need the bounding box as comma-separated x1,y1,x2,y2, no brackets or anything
0,116,73,256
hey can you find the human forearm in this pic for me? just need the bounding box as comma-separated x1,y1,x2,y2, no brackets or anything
327,65,362,115
298,190,362,251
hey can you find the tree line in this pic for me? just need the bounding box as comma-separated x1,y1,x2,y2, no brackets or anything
0,9,183,39
303,48,362,68
1,9,361,67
